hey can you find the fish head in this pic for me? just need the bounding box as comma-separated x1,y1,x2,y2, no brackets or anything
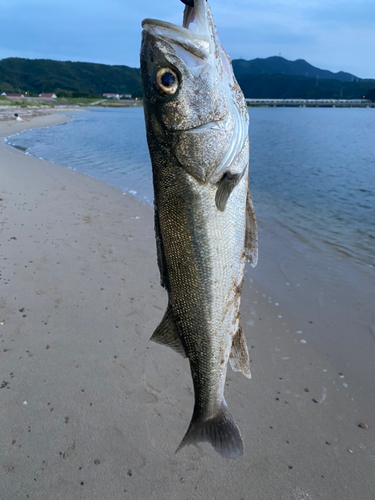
141,0,249,183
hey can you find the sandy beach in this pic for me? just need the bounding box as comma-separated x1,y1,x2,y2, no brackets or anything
1,110,374,499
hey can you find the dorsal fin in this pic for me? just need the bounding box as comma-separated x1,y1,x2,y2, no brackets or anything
245,188,258,267
154,207,169,288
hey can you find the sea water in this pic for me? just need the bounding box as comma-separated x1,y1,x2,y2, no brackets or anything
4,107,375,267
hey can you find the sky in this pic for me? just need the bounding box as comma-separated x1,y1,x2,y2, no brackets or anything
0,0,374,78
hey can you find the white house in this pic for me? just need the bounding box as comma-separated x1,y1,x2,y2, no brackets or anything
103,93,120,99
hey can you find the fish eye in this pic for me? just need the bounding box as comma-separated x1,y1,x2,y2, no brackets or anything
156,68,179,96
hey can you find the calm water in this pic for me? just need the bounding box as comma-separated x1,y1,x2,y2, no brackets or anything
4,107,375,266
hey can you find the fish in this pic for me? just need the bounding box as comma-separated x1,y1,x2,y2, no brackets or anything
140,0,258,459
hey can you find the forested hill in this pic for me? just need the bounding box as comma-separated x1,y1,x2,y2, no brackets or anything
0,56,374,100
235,74,375,100
232,56,359,82
0,58,142,97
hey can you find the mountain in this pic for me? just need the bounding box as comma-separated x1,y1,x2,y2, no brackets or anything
0,58,141,96
233,58,375,99
232,56,359,82
235,74,375,100
0,56,374,100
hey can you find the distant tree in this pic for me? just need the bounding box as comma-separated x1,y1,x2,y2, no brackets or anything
132,87,143,99
54,88,72,98
366,88,375,102
0,82,13,93
72,91,90,98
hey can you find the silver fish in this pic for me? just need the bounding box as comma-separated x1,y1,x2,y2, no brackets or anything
140,0,258,459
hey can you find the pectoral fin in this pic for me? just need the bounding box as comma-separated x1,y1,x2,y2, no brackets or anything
215,172,242,212
150,305,186,357
245,189,258,267
229,325,251,379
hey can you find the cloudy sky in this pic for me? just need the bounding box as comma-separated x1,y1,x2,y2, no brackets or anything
0,0,373,78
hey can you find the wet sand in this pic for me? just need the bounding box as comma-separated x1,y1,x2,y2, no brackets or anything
1,111,374,499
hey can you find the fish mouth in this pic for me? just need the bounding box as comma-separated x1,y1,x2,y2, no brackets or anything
178,120,228,132
142,0,210,61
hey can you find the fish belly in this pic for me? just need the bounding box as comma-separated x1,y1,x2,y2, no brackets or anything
156,163,247,412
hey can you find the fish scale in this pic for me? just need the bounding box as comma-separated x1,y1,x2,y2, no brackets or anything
141,0,258,458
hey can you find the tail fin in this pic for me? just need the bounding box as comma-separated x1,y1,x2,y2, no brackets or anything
176,401,244,459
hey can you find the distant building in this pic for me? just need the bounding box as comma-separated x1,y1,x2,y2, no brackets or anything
2,93,24,97
103,93,120,99
39,93,57,98
121,94,132,99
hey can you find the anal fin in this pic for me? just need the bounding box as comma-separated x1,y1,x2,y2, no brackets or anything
150,305,186,357
229,325,251,379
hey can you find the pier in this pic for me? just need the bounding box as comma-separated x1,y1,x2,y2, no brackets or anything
245,98,374,107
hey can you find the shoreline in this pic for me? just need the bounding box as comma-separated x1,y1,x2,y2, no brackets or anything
1,112,374,499
0,105,86,125
5,106,374,272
